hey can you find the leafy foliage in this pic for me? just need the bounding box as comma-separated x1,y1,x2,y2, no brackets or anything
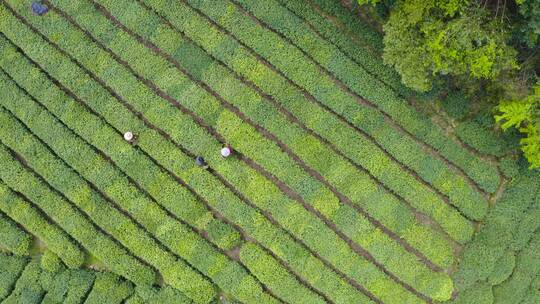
448,167,540,303
40,250,62,274
0,253,27,301
381,1,518,92
356,0,539,168
515,0,540,48
496,84,540,168
0,212,31,256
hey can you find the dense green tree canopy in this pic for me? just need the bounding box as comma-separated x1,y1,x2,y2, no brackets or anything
377,0,518,92
516,0,540,48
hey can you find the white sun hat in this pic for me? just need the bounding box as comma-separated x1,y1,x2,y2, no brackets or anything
123,131,134,141
220,146,231,157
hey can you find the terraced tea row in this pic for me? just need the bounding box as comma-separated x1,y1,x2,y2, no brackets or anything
451,168,540,304
82,0,456,282
0,93,218,302
0,6,422,302
0,141,156,286
276,0,407,97
75,0,456,278
0,184,84,267
180,0,498,199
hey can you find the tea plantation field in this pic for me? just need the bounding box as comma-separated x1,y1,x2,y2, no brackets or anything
0,0,538,303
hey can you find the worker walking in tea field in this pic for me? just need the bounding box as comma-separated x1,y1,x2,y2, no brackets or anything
31,1,49,16
195,156,208,169
123,131,137,145
221,144,233,158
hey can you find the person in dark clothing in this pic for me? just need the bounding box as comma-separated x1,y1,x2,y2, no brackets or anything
31,2,49,16
195,156,208,169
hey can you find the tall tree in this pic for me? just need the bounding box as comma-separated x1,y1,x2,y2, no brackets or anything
376,0,519,92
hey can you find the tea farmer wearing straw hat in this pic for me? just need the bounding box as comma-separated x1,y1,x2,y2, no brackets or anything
123,131,137,144
221,144,233,158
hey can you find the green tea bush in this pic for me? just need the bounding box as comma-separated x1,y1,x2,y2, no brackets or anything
0,11,283,303
309,0,385,53
177,1,494,222
455,121,509,157
2,258,44,304
0,59,218,303
0,181,84,269
0,14,294,304
40,268,96,304
0,103,215,303
38,269,67,303
0,142,155,285
509,202,540,252
0,253,28,300
492,233,540,303
441,91,471,121
40,250,62,274
452,282,493,304
1,0,512,301
450,168,540,300
239,242,326,304
499,156,521,179
487,251,515,285
129,285,192,304
275,0,410,97
84,273,134,304
0,211,32,256
130,0,456,284
82,2,450,300
3,2,389,302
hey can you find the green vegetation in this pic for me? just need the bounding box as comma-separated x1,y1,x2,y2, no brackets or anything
0,212,32,256
0,0,537,303
381,1,518,93
0,253,27,301
0,182,85,270
496,84,540,168
0,252,191,304
355,0,539,170
449,168,540,303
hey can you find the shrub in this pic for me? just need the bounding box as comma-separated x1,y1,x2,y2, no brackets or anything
0,253,28,300
3,258,44,304
0,211,32,256
84,273,134,304
40,250,63,274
